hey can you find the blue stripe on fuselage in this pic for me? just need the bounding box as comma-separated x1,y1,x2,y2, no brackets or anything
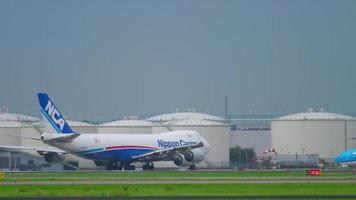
77,148,156,162
76,148,104,154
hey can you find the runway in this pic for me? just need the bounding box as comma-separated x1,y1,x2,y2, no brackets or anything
4,179,356,185
2,174,356,185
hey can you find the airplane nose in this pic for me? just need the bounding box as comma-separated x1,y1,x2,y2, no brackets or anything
199,136,211,152
206,140,211,151
335,155,344,163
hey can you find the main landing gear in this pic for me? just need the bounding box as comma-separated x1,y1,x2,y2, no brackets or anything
124,163,135,171
189,164,197,170
106,161,122,170
106,161,135,171
142,162,154,171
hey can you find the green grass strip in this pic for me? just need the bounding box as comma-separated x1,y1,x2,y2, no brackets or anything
1,183,356,197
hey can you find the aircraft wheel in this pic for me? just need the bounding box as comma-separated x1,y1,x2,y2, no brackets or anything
107,162,122,170
149,165,154,170
113,163,123,170
143,162,154,170
130,165,135,170
189,164,197,170
124,164,135,171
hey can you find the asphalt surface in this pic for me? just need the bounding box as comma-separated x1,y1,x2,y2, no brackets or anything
2,176,356,185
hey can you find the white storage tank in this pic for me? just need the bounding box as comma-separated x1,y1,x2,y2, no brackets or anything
98,119,152,134
0,113,40,147
271,112,356,158
41,119,97,134
0,113,42,170
67,120,97,133
147,112,225,122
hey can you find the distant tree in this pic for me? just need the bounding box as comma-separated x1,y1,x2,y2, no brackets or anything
229,145,256,164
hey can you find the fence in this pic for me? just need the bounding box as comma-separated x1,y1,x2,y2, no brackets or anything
0,171,4,181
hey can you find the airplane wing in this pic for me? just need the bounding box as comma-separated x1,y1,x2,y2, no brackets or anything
0,145,67,155
132,142,204,161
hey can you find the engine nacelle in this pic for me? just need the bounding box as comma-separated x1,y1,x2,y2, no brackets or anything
94,161,110,167
184,151,194,162
173,154,191,166
184,149,205,163
44,152,65,163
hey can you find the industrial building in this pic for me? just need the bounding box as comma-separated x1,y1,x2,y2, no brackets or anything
271,112,356,158
230,118,271,155
0,113,61,170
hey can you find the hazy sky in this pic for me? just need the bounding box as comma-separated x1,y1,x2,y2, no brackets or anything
0,0,356,121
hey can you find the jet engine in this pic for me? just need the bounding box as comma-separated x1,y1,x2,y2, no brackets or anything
183,149,205,162
94,161,110,167
173,154,191,166
43,152,65,163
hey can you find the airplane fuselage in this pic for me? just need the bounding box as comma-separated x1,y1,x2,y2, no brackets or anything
42,130,209,163
335,149,356,166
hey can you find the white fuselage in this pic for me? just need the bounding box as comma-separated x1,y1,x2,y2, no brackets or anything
42,130,210,163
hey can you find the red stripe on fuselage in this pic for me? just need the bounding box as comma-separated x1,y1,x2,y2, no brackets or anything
106,145,158,150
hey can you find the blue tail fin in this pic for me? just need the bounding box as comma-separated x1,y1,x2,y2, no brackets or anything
37,93,74,134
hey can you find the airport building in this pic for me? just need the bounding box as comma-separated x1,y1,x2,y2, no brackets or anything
230,129,271,155
271,111,356,159
230,118,271,155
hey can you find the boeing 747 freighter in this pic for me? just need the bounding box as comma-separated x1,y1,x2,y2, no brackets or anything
0,93,211,170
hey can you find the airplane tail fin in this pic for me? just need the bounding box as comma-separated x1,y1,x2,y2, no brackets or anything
37,93,75,134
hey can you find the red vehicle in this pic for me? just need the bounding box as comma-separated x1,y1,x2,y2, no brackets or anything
305,168,322,176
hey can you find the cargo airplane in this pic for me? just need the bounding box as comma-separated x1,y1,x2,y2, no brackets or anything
0,93,211,170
